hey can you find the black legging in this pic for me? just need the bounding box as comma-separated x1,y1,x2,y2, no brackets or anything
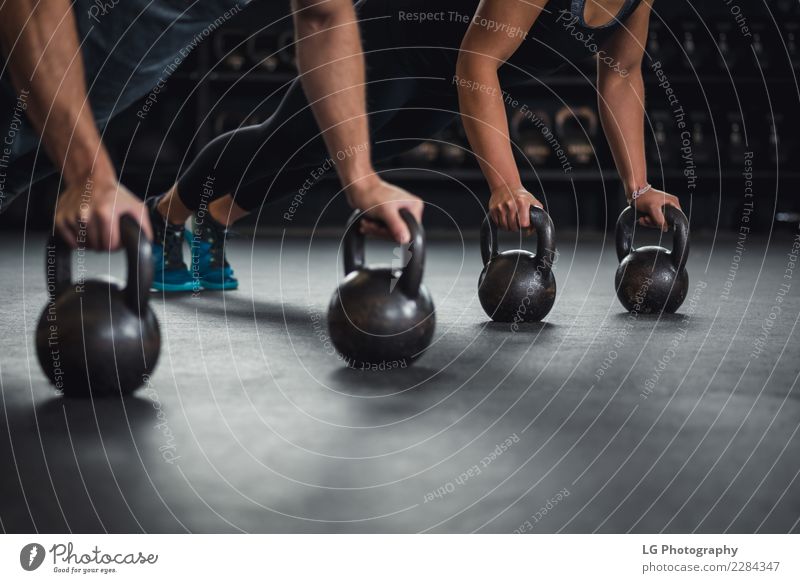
176,47,460,212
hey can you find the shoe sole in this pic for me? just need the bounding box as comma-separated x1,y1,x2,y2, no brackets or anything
152,282,197,293
200,280,239,291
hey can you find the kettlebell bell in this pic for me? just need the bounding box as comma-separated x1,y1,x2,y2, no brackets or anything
328,209,436,368
36,215,161,397
614,205,690,314
478,207,557,323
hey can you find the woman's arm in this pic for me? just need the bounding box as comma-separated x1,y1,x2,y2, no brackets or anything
598,0,681,231
456,0,547,231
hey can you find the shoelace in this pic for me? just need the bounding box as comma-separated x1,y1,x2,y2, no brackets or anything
162,225,187,268
198,219,236,268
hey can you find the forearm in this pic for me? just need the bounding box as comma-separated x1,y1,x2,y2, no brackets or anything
598,68,648,196
0,0,114,185
456,57,521,193
292,0,375,191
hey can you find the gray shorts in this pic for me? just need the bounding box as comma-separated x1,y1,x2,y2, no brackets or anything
0,0,250,212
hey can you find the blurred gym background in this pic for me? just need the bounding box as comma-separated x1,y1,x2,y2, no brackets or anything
4,0,798,234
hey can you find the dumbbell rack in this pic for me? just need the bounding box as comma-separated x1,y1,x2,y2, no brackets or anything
93,2,800,233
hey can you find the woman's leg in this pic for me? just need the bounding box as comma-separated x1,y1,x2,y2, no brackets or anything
151,70,428,290
227,96,460,215
158,71,428,223
157,76,320,224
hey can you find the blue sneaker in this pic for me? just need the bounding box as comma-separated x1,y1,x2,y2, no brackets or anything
187,213,239,291
147,196,195,293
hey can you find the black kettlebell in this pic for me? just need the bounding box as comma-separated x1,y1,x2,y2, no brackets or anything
328,209,436,368
478,207,557,323
615,205,690,314
36,215,161,397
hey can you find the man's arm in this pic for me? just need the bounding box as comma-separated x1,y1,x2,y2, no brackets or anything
456,0,547,231
598,0,680,231
0,0,150,249
291,0,422,243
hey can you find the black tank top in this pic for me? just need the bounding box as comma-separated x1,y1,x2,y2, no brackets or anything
360,0,643,82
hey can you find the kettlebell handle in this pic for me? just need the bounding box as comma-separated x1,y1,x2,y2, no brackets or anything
120,215,154,313
342,208,426,299
480,206,556,279
46,215,153,313
615,204,690,272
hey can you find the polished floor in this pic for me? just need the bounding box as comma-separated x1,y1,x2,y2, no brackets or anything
1,228,799,533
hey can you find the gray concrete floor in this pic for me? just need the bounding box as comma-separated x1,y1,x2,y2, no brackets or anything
1,229,799,533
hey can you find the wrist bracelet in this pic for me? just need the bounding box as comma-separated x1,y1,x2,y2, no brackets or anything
631,183,652,201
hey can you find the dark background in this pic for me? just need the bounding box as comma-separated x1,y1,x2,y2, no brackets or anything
4,0,799,234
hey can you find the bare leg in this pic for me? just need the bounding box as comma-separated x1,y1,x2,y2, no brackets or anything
208,195,249,227
156,184,193,225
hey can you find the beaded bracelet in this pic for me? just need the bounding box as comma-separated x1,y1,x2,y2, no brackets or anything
631,183,653,201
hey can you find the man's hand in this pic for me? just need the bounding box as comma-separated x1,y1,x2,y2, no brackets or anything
632,188,681,232
2,0,153,251
346,176,424,243
55,173,152,250
489,185,543,232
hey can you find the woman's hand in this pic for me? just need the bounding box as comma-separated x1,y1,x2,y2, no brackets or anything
489,186,543,232
632,188,681,232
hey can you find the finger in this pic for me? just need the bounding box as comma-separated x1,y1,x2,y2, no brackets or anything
107,213,121,251
379,208,411,244
650,205,668,232
55,218,79,249
401,198,424,225
509,202,522,231
638,215,656,228
135,204,154,241
489,208,500,229
81,211,100,250
492,207,504,231
360,222,393,240
497,206,511,232
506,204,519,231
517,202,531,229
95,208,114,251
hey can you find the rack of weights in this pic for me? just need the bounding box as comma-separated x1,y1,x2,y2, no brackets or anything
510,108,554,168
214,30,248,72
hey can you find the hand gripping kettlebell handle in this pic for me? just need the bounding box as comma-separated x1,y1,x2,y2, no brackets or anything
47,215,153,313
615,204,690,272
342,209,425,299
480,207,556,279
120,215,153,314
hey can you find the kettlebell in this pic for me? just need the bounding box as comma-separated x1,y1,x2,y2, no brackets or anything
478,207,557,323
327,209,435,367
614,205,690,314
36,215,161,397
